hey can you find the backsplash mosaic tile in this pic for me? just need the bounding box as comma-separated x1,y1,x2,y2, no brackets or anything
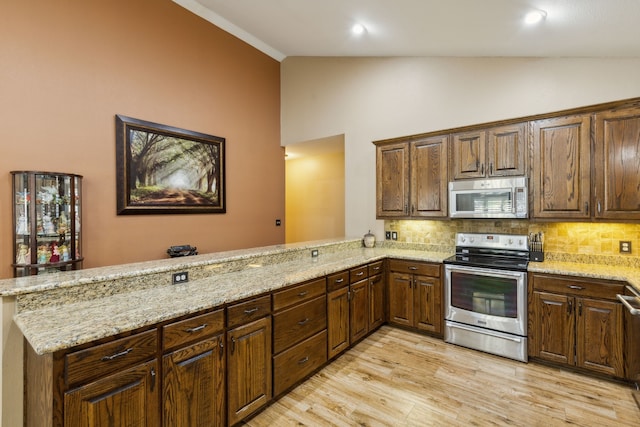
385,220,640,267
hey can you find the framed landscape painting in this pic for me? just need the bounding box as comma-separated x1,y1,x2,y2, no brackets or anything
115,115,225,215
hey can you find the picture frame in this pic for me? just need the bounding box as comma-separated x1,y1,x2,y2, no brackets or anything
115,115,225,215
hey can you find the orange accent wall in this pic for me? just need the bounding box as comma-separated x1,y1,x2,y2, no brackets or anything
0,0,283,278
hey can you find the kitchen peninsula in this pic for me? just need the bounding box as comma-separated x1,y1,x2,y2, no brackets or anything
2,238,639,426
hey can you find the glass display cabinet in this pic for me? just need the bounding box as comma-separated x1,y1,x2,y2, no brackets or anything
11,171,83,277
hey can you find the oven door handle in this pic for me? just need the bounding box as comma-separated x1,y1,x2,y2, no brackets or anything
447,322,524,343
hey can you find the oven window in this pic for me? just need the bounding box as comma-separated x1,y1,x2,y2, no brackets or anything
450,271,518,317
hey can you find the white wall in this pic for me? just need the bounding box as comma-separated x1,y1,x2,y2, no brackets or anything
281,57,640,240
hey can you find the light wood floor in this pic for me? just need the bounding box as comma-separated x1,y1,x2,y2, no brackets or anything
245,326,640,426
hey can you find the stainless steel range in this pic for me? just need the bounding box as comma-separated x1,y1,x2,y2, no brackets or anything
443,232,529,362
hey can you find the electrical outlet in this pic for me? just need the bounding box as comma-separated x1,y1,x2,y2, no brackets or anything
275,219,281,226
391,231,398,241
619,241,632,254
385,231,391,240
172,271,189,284
311,249,319,257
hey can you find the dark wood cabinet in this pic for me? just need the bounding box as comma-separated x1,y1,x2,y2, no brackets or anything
376,136,447,219
388,259,442,335
593,107,640,220
349,278,369,343
531,115,591,219
410,136,448,217
376,142,409,217
530,274,625,378
327,277,350,359
327,262,386,360
226,300,272,426
162,309,225,427
450,123,526,180
272,278,327,396
64,359,159,427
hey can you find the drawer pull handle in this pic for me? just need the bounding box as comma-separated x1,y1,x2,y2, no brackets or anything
101,348,133,362
335,278,344,283
298,318,309,326
408,266,418,271
372,266,380,270
355,271,365,276
297,356,309,365
567,285,584,290
185,324,207,333
244,307,259,315
298,291,308,297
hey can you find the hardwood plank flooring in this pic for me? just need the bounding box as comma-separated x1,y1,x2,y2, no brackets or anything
245,326,640,426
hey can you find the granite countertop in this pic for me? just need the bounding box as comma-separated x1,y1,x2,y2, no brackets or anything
13,245,450,355
9,239,640,356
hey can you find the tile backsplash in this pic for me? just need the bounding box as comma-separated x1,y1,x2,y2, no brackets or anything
385,220,640,266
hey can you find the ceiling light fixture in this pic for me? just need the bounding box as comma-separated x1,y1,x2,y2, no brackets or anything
524,9,547,25
351,23,366,35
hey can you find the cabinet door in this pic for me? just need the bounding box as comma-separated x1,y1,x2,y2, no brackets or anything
413,275,441,334
487,123,526,177
64,359,159,427
376,142,409,217
388,272,413,327
369,274,385,330
327,286,350,359
163,335,225,427
450,130,486,179
227,316,272,426
533,291,575,366
410,136,448,217
532,115,591,219
576,298,624,377
594,107,640,220
349,279,369,343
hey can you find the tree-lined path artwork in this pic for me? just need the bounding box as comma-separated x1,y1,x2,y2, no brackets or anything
116,115,225,214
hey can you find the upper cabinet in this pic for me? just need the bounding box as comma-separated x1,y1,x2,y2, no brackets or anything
531,115,592,219
376,142,409,217
376,136,448,219
450,123,527,180
593,107,640,220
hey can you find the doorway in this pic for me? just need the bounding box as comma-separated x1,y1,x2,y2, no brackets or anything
285,135,345,243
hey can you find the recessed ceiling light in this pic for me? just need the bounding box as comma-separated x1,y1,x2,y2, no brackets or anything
351,23,366,35
524,10,547,25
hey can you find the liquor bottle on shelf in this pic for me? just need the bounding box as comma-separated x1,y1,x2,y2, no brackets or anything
11,171,83,277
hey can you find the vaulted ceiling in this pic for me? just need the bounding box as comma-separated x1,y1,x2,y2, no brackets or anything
174,0,640,61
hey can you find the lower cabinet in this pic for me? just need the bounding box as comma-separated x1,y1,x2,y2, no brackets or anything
162,309,226,427
64,359,159,427
226,296,272,426
272,278,328,397
530,274,625,378
327,262,386,360
388,259,442,335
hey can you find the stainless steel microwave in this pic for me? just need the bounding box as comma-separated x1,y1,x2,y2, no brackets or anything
448,177,528,219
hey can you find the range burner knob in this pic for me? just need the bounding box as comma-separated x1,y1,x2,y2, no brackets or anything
469,237,475,243
508,238,513,245
460,236,466,243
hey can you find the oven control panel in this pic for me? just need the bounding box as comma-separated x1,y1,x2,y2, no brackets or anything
455,233,528,250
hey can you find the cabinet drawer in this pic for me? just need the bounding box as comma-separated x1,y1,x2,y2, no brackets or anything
368,261,384,277
388,259,440,277
227,295,272,328
273,278,326,312
532,274,625,300
273,330,327,396
349,265,369,283
65,329,157,387
273,296,327,353
162,309,224,351
327,271,349,292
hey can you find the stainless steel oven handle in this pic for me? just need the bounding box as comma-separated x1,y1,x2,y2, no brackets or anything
617,294,640,315
447,322,523,343
444,264,525,279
